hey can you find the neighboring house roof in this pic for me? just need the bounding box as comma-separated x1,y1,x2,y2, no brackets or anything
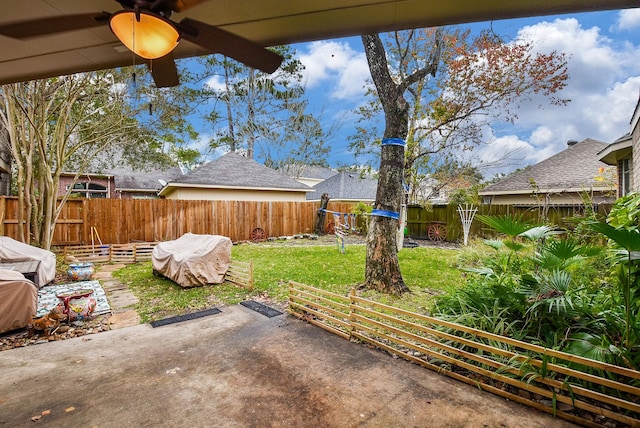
61,164,183,194
280,164,338,180
109,166,183,192
599,133,633,165
307,171,377,201
480,138,615,196
159,151,312,195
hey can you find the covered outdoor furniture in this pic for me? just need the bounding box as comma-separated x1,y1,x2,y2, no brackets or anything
0,269,37,334
152,233,232,288
0,237,56,287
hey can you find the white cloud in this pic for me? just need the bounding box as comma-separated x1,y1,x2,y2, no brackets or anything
478,17,640,175
297,40,370,99
187,133,213,154
203,75,225,92
614,8,640,31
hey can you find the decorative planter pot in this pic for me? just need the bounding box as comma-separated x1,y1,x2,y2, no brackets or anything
56,289,96,321
67,262,95,281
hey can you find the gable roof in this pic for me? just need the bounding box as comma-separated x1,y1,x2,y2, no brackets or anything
160,151,312,194
480,138,615,195
307,171,378,201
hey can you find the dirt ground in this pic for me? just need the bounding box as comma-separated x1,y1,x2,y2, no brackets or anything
0,305,577,428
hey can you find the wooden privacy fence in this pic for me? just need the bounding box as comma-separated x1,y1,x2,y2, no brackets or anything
288,281,640,428
0,195,614,246
0,197,358,246
407,203,612,242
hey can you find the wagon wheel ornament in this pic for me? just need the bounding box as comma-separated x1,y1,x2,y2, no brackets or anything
427,223,447,241
251,227,266,242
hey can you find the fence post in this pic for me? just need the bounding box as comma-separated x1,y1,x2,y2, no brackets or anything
349,288,357,339
81,199,89,246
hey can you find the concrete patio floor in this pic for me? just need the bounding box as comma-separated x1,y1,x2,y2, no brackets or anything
0,304,578,428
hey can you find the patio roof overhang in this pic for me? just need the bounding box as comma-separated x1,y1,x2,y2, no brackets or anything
0,1,637,85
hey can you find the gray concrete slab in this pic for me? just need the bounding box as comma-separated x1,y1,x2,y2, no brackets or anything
0,306,576,428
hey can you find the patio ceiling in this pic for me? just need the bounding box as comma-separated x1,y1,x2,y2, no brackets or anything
0,0,637,85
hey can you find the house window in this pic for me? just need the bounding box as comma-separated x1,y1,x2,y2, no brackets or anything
71,182,107,198
619,158,632,196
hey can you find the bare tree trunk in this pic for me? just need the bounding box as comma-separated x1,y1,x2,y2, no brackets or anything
362,34,410,294
223,62,237,152
247,69,256,159
361,31,442,294
365,140,408,294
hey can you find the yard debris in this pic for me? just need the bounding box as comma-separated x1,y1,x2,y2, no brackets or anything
1,314,111,351
31,409,52,422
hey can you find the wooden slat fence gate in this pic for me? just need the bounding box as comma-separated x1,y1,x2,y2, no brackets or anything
288,281,640,428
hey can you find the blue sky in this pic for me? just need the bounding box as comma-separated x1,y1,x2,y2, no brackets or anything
193,8,640,178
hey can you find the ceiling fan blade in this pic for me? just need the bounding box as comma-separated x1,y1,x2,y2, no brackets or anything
178,18,283,74
149,54,179,88
168,0,209,12
0,12,110,39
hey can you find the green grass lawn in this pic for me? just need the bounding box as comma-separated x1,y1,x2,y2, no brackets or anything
113,242,463,323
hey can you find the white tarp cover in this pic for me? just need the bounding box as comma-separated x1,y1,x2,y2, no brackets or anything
152,233,232,288
0,269,37,333
0,237,56,287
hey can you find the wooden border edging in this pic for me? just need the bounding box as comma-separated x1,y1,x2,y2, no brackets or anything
62,242,253,290
288,280,640,428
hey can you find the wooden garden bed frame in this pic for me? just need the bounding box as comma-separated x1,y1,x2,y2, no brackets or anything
62,242,253,290
288,281,640,428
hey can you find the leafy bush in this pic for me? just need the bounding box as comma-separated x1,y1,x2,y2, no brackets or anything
434,212,637,369
351,201,373,235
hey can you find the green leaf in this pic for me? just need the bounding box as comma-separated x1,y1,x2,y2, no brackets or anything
589,222,640,252
477,214,534,238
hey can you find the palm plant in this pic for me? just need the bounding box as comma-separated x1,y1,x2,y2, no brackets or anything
590,221,640,349
476,214,534,253
534,237,602,272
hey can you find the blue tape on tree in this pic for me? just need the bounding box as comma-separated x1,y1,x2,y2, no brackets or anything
371,209,400,220
381,138,405,146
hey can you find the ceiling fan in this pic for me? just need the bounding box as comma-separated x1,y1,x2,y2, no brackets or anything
0,0,284,88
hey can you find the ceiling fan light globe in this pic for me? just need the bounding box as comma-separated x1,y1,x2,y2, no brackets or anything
109,10,180,60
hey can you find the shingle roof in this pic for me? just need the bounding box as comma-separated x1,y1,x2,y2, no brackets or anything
307,171,378,201
171,151,311,191
480,138,614,195
110,166,183,191
280,164,338,180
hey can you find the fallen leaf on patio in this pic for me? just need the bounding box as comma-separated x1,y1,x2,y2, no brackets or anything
64,406,75,413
